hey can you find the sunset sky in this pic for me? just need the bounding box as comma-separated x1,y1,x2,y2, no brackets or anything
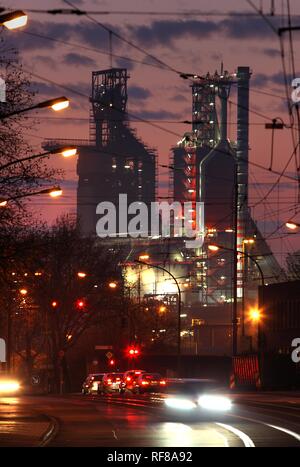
3,0,300,266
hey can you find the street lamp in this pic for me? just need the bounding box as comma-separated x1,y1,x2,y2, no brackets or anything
135,256,182,376
0,186,63,206
0,10,28,30
77,272,87,279
248,308,263,352
208,243,265,355
286,221,300,230
0,96,69,120
108,281,118,289
0,146,77,172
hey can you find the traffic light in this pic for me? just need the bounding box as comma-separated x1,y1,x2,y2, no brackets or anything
109,358,115,366
127,346,140,357
76,299,85,310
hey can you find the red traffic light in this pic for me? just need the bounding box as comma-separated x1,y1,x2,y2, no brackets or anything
76,299,85,310
109,359,115,366
128,347,140,357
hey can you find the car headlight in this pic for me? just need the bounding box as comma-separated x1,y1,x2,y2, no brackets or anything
198,394,232,411
0,380,20,393
165,397,197,410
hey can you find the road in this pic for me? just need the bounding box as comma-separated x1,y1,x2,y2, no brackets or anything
0,391,299,447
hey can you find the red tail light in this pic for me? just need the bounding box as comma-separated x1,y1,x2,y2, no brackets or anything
107,379,112,385
160,380,166,385
126,376,131,382
141,380,149,385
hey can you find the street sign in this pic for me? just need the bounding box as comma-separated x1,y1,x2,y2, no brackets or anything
31,375,40,386
106,351,113,360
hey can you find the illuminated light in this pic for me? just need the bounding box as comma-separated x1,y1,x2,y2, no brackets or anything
51,301,58,308
92,382,98,391
34,272,42,276
141,381,149,386
225,228,234,233
19,288,27,296
51,98,69,111
109,359,115,366
0,379,20,393
124,165,130,169
160,380,166,386
209,120,214,124
286,222,299,230
108,282,117,289
209,102,214,106
159,306,167,313
76,299,85,309
49,187,63,198
0,200,8,207
112,164,117,169
198,395,232,412
67,334,72,341
165,398,196,410
1,10,28,30
188,189,195,193
61,147,77,158
139,254,150,261
249,308,261,322
180,314,187,318
208,245,219,252
77,272,87,278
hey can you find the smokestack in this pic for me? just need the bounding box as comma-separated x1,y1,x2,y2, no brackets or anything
236,66,251,299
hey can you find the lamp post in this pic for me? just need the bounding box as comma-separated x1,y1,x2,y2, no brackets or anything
0,10,28,30
0,96,69,120
0,146,77,172
285,221,300,230
208,243,265,354
134,257,182,376
0,186,63,207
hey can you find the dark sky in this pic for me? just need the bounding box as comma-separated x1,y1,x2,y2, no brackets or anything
3,0,300,266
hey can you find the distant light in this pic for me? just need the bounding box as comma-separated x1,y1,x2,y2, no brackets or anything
61,147,77,158
180,313,187,318
1,10,27,30
77,272,87,278
51,301,58,308
159,305,167,313
286,222,299,230
225,228,234,233
139,254,150,261
208,245,219,252
34,272,42,276
49,188,63,198
19,289,27,296
112,164,117,169
249,308,261,322
108,282,117,289
51,98,69,111
0,200,8,207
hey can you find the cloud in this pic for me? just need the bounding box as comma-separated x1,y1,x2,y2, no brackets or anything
133,109,181,120
128,85,152,100
114,57,136,71
63,53,96,67
128,20,218,47
173,94,188,103
263,48,281,58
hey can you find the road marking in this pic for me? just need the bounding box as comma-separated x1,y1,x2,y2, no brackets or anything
215,422,255,447
266,424,300,443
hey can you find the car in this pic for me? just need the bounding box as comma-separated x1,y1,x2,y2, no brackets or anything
119,369,146,393
99,373,124,394
164,379,232,414
0,376,21,395
82,373,105,395
134,373,167,394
